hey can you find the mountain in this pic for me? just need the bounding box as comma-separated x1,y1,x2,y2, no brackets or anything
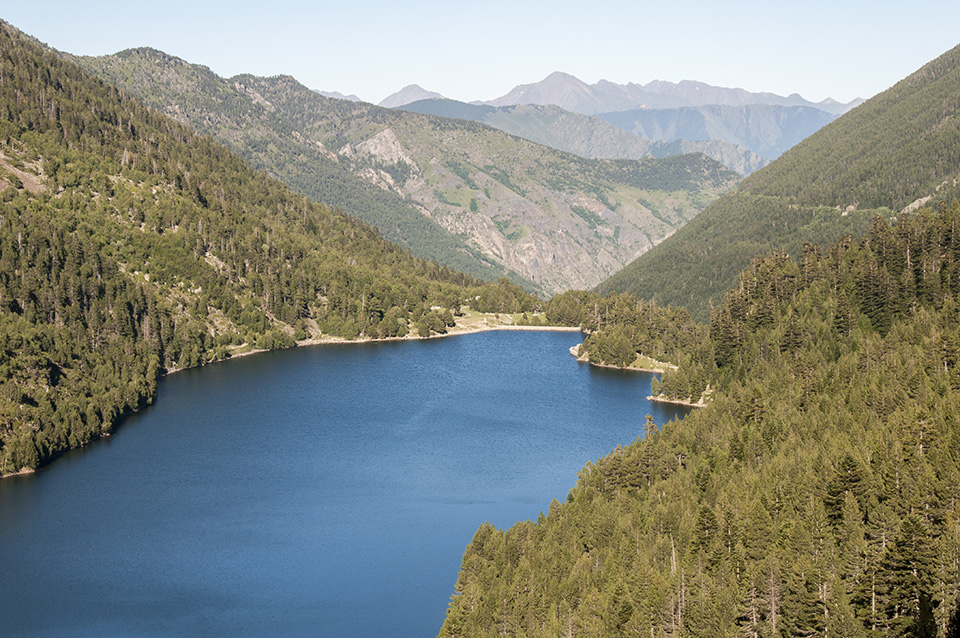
598,43,960,320
489,72,603,114
76,49,526,290
597,104,839,160
80,50,740,294
315,89,361,102
378,84,444,108
398,99,769,175
487,71,861,115
0,20,544,474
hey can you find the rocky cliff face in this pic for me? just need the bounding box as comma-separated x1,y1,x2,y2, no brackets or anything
338,120,738,292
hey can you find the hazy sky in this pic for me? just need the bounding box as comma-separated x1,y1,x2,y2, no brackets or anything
5,1,960,105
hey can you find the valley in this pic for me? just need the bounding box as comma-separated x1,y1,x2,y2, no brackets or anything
80,50,739,295
1,14,959,638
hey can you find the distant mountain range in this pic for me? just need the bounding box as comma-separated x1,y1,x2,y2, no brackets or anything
396,98,836,175
486,71,861,115
380,72,862,115
383,74,851,176
315,89,361,102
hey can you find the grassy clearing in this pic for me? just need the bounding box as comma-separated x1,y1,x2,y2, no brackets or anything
631,354,678,372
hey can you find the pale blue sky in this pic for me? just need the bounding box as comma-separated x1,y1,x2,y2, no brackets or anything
4,1,959,105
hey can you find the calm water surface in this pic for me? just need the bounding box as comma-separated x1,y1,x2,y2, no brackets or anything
0,330,688,637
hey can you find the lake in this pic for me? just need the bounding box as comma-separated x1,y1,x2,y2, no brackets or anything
0,330,689,637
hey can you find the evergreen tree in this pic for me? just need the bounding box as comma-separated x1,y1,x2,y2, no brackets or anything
880,514,939,636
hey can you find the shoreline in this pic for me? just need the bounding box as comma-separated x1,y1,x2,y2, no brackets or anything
646,395,705,408
294,320,581,348
568,345,671,374
167,320,582,376
2,318,583,478
567,344,705,408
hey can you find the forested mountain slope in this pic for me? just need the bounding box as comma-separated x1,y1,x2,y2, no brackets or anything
443,204,960,638
80,49,739,295
76,50,524,289
598,43,960,321
0,22,535,475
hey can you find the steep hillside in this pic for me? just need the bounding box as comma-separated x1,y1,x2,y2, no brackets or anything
72,50,524,290
80,49,740,294
599,44,960,320
0,22,536,475
486,71,860,115
398,99,768,176
443,205,960,638
745,44,960,210
597,104,838,160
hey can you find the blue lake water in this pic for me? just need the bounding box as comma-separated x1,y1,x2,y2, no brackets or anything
0,330,689,637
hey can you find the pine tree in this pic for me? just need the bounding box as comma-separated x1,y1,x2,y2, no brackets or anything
880,514,939,636
825,452,866,525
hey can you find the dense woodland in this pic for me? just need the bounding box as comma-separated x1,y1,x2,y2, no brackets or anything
0,23,536,474
599,43,960,322
441,204,960,637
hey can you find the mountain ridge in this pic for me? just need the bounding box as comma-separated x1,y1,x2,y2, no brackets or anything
397,98,837,175
483,71,861,115
77,47,532,289
80,49,740,294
